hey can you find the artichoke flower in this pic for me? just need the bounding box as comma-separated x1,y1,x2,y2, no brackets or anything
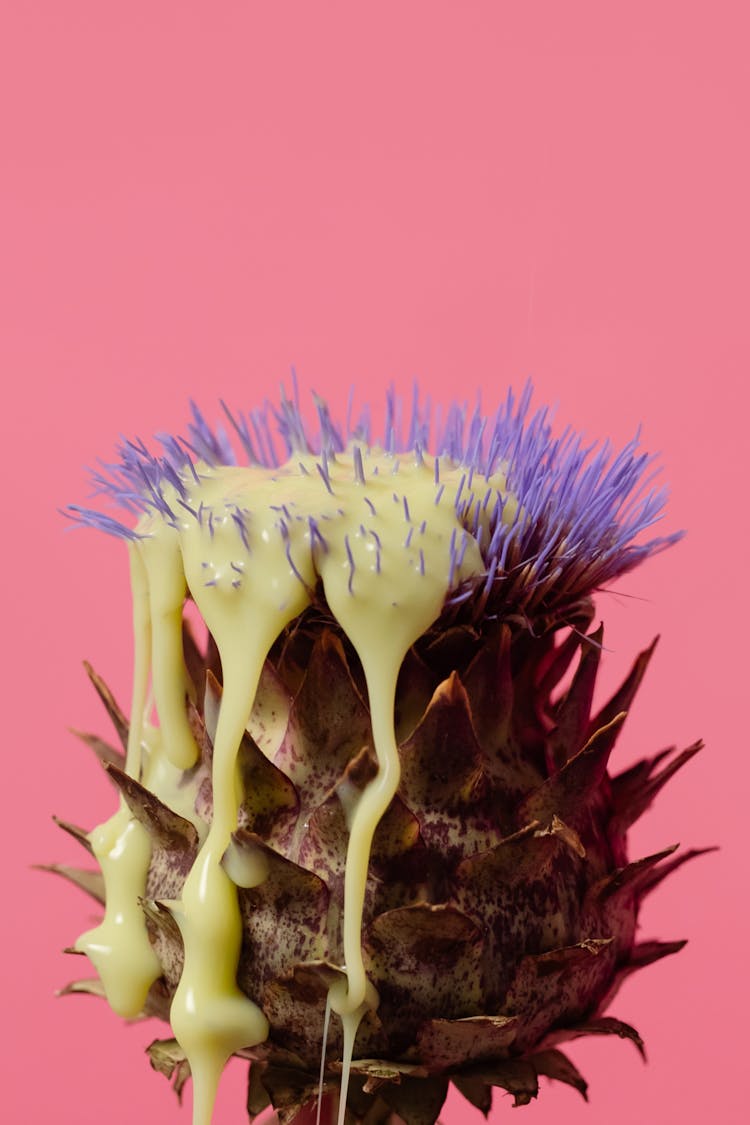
51,384,703,1125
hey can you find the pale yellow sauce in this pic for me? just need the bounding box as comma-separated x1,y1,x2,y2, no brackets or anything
77,446,515,1125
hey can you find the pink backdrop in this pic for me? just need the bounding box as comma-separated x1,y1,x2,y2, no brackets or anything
2,3,746,1123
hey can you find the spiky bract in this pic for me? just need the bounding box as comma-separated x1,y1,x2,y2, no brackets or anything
55,605,703,1123
52,386,701,1123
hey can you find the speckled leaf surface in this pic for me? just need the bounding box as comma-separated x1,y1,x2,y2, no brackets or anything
53,603,703,1125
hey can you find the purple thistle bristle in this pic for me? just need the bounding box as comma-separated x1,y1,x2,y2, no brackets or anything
370,529,382,574
307,517,328,555
351,401,372,444
220,401,259,464
188,401,236,466
62,505,142,541
454,473,466,511
250,407,279,468
438,403,463,462
353,445,366,485
283,531,313,595
457,530,469,569
344,534,356,594
384,386,396,454
464,402,486,469
231,507,251,553
315,459,334,496
471,501,482,539
447,528,458,588
177,498,198,519
65,381,683,624
313,393,345,455
406,382,431,452
275,381,311,456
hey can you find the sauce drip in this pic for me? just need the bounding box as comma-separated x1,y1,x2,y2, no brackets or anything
77,446,515,1125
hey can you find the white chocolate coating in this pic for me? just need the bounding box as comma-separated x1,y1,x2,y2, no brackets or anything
77,446,515,1125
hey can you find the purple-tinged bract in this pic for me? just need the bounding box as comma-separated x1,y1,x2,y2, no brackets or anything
52,385,704,1125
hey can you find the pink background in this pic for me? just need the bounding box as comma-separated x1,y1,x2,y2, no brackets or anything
2,3,747,1122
